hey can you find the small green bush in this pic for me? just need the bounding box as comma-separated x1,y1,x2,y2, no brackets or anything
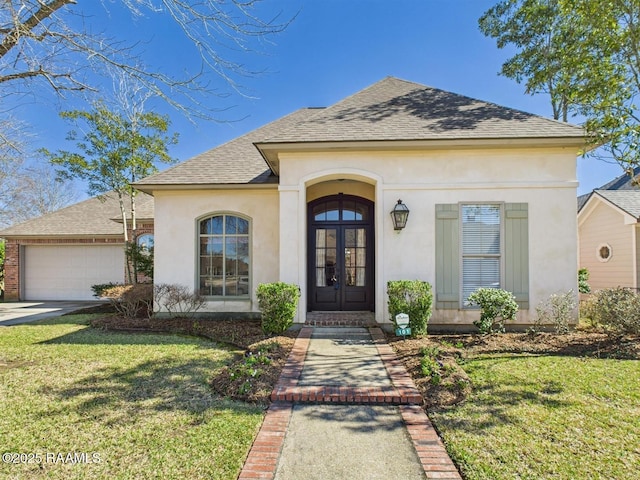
578,268,591,294
467,287,518,334
582,287,640,336
256,282,300,334
536,290,577,334
387,280,433,336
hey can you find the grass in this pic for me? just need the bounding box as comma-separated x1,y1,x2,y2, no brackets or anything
0,315,264,480
430,353,640,480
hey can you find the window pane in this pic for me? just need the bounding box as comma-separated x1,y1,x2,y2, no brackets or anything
312,201,340,222
237,238,249,275
200,216,223,235
225,237,237,258
342,201,368,221
343,201,356,221
313,203,327,221
200,237,223,256
462,205,500,254
326,201,339,221
327,229,337,248
226,215,237,234
200,257,212,276
462,258,500,303
200,276,222,296
237,217,249,234
200,218,211,234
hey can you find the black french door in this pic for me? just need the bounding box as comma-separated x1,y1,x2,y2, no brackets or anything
308,195,374,311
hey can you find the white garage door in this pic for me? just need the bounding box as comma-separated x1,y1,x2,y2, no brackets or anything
24,245,125,300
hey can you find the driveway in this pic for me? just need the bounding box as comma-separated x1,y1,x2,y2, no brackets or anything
0,301,100,326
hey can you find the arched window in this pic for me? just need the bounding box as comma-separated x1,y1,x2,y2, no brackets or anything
199,214,250,297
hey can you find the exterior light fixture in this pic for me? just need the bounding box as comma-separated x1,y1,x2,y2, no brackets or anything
391,199,409,231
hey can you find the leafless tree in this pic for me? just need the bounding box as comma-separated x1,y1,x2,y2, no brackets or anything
0,0,292,118
0,164,78,228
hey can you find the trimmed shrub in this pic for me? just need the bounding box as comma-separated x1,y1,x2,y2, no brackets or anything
91,282,122,298
154,283,206,318
387,280,433,336
256,282,300,334
582,287,640,336
102,283,153,318
467,288,518,334
535,290,577,334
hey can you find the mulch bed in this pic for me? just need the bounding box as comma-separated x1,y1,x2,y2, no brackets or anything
88,314,639,409
387,330,640,410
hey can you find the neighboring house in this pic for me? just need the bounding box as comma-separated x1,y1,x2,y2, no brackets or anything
0,192,154,301
578,167,640,292
131,77,586,329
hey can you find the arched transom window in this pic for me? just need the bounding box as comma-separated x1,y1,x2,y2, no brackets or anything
199,214,250,297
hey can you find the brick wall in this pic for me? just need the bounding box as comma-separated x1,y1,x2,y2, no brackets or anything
4,240,20,301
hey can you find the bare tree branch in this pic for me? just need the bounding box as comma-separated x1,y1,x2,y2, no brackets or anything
1,1,294,119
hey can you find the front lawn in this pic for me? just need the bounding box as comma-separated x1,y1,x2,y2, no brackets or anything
0,315,264,480
391,333,640,480
433,354,640,479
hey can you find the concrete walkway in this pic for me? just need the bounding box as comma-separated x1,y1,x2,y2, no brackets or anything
238,326,462,480
0,301,100,326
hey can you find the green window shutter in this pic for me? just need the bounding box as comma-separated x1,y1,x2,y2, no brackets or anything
504,203,529,309
435,204,459,309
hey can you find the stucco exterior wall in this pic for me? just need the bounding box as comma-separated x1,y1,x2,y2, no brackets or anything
278,146,578,327
153,189,279,313
152,145,579,328
578,199,636,290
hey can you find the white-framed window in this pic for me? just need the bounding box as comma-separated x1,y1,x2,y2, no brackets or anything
198,214,250,297
597,243,612,262
461,204,502,305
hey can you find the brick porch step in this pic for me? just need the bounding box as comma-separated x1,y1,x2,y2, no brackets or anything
270,385,422,404
305,311,376,327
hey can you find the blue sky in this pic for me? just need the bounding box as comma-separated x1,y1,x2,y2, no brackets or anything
17,0,622,195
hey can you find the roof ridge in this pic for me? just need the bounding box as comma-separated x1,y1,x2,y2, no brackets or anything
137,108,315,184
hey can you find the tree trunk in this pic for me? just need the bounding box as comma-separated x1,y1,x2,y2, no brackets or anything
130,188,138,284
118,192,132,284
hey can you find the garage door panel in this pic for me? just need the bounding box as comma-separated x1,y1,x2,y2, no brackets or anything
24,245,125,301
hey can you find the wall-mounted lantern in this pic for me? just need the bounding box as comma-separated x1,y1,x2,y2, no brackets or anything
390,199,409,231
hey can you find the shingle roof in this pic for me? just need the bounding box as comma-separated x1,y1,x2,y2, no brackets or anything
135,109,316,186
137,76,586,187
578,166,640,217
0,191,153,237
262,77,585,144
594,190,640,219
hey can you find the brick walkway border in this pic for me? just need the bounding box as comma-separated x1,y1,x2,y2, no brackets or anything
238,325,462,480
